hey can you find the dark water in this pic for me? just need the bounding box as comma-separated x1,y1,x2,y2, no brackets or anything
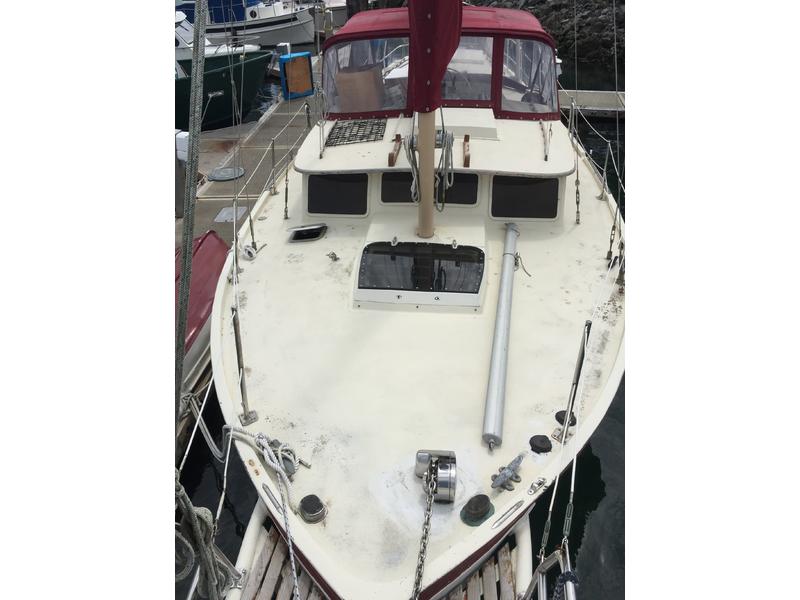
177,62,625,600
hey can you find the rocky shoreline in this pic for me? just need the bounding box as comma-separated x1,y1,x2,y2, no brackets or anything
349,1,624,68
470,1,624,67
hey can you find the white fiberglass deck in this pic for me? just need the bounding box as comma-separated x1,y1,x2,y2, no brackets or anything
210,113,624,599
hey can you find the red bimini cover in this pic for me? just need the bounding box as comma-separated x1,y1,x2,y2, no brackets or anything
323,6,555,50
175,230,229,352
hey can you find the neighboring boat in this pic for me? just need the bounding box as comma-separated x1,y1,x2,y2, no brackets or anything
176,230,230,396
175,10,272,131
175,230,230,455
175,10,262,71
210,3,624,599
177,0,316,48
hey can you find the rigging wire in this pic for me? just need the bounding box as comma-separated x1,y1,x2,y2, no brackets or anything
612,0,621,197
176,0,209,442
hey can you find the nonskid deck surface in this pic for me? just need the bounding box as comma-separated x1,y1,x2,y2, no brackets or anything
213,118,624,596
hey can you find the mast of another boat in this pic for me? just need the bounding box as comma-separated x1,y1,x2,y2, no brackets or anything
176,0,208,444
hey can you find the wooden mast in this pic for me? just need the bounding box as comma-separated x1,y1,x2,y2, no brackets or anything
408,0,462,239
416,111,435,238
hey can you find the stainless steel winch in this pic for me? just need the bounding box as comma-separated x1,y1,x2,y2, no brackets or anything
414,449,457,503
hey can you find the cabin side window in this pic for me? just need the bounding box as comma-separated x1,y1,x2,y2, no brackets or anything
491,176,559,219
441,36,494,102
501,39,558,114
381,172,479,205
308,174,369,215
323,38,409,114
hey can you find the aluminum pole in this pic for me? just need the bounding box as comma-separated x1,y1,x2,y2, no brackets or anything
482,222,520,450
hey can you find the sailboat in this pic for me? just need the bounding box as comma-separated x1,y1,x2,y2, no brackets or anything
208,2,624,598
177,0,316,48
175,10,272,131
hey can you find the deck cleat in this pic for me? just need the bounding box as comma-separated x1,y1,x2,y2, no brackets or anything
490,453,525,491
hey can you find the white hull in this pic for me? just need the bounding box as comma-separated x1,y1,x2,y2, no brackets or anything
205,8,316,48
210,109,624,598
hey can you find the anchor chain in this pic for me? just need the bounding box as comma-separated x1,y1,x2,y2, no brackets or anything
411,459,438,600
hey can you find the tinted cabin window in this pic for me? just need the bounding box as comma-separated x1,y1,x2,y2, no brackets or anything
308,174,368,215
359,242,484,293
381,172,478,205
491,176,558,219
381,172,414,203
438,173,478,205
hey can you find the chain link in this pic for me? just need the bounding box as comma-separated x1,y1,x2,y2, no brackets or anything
411,459,438,600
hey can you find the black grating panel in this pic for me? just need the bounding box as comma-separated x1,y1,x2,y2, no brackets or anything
308,174,368,215
491,176,559,219
325,119,387,147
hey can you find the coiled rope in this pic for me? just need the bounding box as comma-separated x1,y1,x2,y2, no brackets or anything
553,570,579,600
175,470,239,599
434,107,455,212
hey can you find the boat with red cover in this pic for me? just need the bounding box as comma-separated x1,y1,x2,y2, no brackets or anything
209,3,624,598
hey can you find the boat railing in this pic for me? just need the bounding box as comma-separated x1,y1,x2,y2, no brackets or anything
560,82,625,200
519,541,578,600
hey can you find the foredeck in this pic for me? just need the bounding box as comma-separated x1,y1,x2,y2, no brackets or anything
210,114,624,598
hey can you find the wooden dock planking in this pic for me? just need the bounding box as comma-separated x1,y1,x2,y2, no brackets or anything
241,527,280,600
307,588,325,600
466,570,482,600
240,528,521,600
275,559,296,600
296,571,313,600
480,555,499,600
254,537,288,600
176,57,322,248
497,544,515,600
447,587,464,600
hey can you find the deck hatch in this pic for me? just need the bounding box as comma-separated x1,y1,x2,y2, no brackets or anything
491,176,558,219
358,242,484,294
308,173,368,215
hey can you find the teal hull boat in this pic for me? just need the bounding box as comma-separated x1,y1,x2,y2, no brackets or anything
175,51,271,131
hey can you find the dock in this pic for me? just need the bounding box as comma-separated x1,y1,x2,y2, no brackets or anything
241,520,519,600
558,89,625,118
176,58,321,247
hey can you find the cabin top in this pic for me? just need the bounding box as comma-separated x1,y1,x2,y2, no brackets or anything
321,7,560,122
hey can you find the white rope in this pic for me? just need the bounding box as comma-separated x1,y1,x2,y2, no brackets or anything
178,378,217,475
253,432,301,600
404,112,420,203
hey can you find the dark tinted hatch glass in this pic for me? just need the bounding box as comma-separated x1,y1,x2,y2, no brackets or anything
358,242,484,293
491,176,558,218
308,173,368,215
